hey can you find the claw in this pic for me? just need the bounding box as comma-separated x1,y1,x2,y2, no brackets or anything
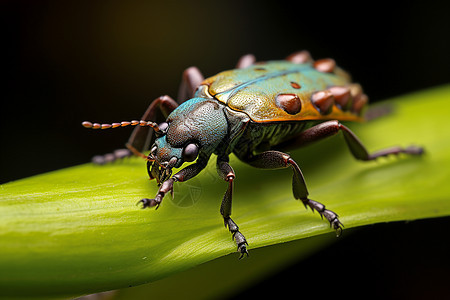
406,145,424,155
238,242,249,259
137,198,159,209
302,198,343,236
233,231,249,259
330,218,344,237
136,199,147,208
137,179,173,211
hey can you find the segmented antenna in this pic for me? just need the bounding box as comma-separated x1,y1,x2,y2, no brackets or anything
82,120,159,162
82,120,162,133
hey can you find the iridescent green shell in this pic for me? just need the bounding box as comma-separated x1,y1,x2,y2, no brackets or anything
201,60,367,123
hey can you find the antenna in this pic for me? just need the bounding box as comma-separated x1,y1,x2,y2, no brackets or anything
82,120,161,162
82,120,162,133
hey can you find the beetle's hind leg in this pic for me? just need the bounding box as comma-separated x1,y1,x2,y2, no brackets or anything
278,120,424,160
217,157,248,259
244,151,343,236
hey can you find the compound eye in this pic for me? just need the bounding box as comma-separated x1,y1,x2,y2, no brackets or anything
182,143,199,162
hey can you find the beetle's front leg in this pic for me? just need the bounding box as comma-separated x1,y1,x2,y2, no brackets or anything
217,157,248,259
138,160,207,209
139,178,175,209
245,151,343,236
90,95,179,165
126,95,179,155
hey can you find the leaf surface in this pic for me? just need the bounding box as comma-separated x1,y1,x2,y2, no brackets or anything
1,85,449,298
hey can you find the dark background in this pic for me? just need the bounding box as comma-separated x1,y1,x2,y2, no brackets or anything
2,0,449,298
2,0,449,183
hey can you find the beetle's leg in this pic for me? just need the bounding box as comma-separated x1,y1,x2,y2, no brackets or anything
278,120,424,160
138,177,175,209
138,159,207,209
127,95,178,153
235,54,256,69
244,150,343,236
364,104,394,121
286,50,313,64
177,66,204,103
91,95,178,164
217,156,248,259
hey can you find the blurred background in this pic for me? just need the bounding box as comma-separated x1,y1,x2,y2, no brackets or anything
2,0,449,298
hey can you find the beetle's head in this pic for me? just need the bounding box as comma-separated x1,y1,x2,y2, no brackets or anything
82,98,229,184
147,98,228,183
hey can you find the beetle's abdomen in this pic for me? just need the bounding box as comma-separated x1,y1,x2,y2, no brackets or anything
232,121,312,158
201,60,367,123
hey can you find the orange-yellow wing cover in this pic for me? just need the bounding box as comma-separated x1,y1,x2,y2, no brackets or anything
202,60,366,123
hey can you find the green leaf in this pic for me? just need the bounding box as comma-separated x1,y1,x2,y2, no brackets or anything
1,85,449,298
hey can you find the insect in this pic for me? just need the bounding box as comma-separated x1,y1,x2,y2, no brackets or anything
83,51,423,258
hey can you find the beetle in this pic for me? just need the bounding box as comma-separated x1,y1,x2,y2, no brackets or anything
83,51,423,258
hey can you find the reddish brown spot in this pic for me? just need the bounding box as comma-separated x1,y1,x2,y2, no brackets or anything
276,93,302,115
290,82,301,89
352,93,368,115
313,58,336,73
311,90,335,114
254,67,267,71
349,83,363,98
328,86,351,109
92,123,101,129
286,50,312,64
348,83,368,115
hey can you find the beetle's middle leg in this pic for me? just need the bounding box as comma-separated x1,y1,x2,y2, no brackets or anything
244,151,343,236
177,67,204,103
217,156,248,259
